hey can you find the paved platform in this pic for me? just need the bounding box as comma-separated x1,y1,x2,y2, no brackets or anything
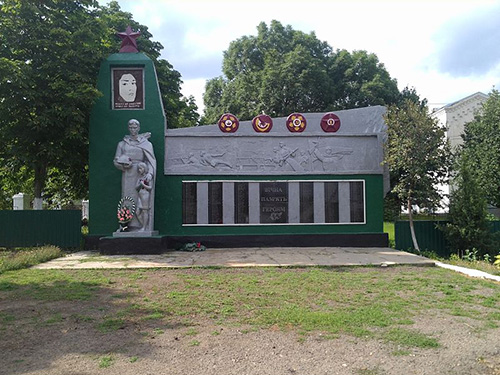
33,247,435,269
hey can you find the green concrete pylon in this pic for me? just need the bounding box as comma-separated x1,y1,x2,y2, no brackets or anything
89,52,166,236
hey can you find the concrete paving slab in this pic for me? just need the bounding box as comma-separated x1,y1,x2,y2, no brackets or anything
32,247,435,269
435,261,500,282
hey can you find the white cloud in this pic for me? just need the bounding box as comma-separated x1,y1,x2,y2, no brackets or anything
181,78,207,111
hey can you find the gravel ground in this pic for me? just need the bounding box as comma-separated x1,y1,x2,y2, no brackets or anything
1,318,499,375
1,267,499,375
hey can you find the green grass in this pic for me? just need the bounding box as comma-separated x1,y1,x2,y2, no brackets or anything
1,266,499,350
185,327,198,336
384,222,395,247
44,313,63,325
0,246,63,274
99,355,114,368
97,318,125,332
384,328,439,348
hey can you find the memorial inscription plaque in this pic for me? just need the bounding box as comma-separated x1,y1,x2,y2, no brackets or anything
260,182,288,223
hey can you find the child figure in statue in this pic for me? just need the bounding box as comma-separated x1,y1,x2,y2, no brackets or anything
135,162,153,231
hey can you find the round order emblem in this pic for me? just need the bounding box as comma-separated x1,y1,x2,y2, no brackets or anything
286,113,307,133
218,113,239,133
320,113,341,132
252,114,273,133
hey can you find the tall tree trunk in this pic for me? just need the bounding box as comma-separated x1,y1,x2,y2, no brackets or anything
33,164,47,210
407,198,420,252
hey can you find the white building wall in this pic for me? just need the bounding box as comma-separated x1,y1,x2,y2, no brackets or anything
432,92,488,152
430,92,488,213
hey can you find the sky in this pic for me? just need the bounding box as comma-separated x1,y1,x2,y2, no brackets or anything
109,0,500,113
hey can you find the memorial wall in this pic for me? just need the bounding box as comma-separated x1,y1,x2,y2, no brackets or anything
162,106,389,245
89,29,389,248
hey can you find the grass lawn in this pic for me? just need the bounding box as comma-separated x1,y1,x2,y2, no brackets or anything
383,222,395,247
1,266,499,349
0,246,62,274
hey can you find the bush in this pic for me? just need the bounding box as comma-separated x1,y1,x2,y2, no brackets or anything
0,246,63,274
384,192,401,221
442,159,497,258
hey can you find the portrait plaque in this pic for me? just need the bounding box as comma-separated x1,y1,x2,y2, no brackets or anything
112,68,144,110
260,182,288,223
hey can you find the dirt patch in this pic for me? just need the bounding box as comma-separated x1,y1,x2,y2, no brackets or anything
1,267,499,375
1,320,499,375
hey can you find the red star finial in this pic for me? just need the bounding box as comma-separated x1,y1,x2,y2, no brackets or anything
117,26,140,53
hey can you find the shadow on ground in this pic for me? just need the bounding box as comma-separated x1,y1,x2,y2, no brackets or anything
0,269,185,375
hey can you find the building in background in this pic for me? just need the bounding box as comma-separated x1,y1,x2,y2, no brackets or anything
431,92,489,214
431,92,489,152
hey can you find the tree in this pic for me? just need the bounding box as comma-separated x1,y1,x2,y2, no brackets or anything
383,86,430,220
384,99,450,251
0,0,198,209
0,0,106,209
443,157,495,258
202,20,399,124
460,89,500,207
329,49,400,110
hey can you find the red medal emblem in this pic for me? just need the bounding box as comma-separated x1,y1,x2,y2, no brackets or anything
321,113,341,132
218,113,239,133
286,113,306,133
252,114,273,133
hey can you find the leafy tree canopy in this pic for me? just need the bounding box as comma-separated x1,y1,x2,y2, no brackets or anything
384,99,450,250
460,89,500,207
202,20,400,124
443,157,496,258
384,86,429,220
0,0,198,208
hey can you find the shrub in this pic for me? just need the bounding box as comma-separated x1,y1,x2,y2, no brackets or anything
442,159,497,258
0,246,63,274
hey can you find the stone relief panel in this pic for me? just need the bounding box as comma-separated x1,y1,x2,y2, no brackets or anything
165,135,383,175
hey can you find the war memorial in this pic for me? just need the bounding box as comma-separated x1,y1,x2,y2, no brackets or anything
89,28,389,253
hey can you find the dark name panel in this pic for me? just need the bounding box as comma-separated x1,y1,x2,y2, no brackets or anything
260,182,288,223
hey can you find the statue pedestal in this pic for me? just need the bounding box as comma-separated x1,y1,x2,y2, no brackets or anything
100,234,164,255
112,231,159,238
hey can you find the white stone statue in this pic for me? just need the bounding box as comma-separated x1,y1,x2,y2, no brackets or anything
114,119,156,232
135,162,153,231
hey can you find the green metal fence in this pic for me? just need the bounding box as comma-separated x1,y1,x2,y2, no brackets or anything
0,210,82,248
395,220,500,257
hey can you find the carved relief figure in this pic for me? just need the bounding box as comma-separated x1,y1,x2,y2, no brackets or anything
273,142,302,172
199,150,232,169
185,152,202,167
114,119,156,231
308,140,353,172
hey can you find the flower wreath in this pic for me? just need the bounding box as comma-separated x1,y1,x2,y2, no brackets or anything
117,196,136,224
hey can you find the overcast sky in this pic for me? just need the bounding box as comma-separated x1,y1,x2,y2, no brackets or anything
109,0,500,112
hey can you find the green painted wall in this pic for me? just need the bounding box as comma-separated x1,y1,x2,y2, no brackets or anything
89,53,166,236
162,174,384,236
0,210,82,247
